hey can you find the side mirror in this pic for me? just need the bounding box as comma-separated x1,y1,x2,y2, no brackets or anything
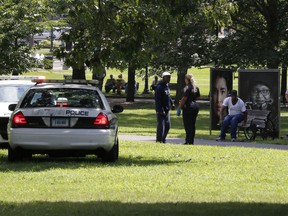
8,104,17,111
112,105,124,113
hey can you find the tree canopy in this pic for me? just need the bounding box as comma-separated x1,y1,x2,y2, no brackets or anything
215,0,288,69
0,0,48,75
0,0,287,99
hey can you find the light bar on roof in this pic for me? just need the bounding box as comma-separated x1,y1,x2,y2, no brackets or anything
0,76,46,80
32,79,99,85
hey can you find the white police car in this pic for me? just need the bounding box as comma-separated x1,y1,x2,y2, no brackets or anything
0,76,36,147
7,79,123,162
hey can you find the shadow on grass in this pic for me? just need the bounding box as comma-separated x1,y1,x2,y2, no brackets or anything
0,200,287,216
0,154,187,172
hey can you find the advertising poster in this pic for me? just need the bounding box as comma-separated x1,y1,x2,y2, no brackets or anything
210,68,234,131
238,69,280,137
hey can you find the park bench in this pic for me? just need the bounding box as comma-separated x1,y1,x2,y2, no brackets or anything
237,109,275,140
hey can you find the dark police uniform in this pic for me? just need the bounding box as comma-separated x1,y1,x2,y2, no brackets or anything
182,84,200,144
155,80,173,143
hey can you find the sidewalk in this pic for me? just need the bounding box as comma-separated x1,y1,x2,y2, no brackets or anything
119,134,288,151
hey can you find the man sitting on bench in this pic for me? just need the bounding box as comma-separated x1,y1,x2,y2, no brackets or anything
216,90,247,142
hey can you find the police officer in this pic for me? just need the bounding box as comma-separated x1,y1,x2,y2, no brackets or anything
155,71,174,143
178,74,200,144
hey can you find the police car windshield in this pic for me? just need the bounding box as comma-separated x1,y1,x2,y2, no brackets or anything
0,85,32,102
20,88,103,109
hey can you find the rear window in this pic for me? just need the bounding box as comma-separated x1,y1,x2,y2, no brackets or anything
20,88,104,109
0,85,32,102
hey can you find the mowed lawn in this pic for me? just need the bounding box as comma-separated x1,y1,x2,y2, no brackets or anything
1,67,287,215
0,140,287,216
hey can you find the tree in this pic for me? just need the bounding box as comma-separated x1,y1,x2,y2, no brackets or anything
215,0,288,69
0,0,48,75
149,0,235,103
52,0,93,79
53,0,124,81
214,0,288,99
109,1,161,101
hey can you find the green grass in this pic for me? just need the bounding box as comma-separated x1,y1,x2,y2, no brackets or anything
3,66,286,215
0,141,287,216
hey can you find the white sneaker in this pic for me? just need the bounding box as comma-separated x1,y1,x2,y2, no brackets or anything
231,138,236,142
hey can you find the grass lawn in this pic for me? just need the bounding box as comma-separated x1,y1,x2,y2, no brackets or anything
0,103,287,216
2,67,286,215
0,141,287,216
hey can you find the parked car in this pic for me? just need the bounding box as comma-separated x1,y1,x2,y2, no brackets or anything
0,76,36,148
33,29,61,42
34,30,51,41
7,79,124,162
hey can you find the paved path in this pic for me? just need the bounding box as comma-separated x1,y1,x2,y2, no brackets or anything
119,134,288,151
112,98,287,151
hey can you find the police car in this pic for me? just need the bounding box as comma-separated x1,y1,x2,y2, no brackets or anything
0,76,37,147
7,79,123,162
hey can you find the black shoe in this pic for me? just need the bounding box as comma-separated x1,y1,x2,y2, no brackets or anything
216,137,225,142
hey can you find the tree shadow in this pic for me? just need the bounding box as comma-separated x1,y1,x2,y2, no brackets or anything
0,154,187,172
0,200,287,216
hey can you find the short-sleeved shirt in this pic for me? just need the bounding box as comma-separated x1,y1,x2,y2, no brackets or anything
223,97,246,115
183,84,200,109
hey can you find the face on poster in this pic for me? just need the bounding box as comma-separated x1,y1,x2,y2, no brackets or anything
239,69,279,135
210,69,233,130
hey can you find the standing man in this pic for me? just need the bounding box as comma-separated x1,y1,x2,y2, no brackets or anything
155,71,174,143
216,90,247,142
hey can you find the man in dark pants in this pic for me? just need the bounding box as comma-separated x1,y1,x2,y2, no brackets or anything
155,71,174,143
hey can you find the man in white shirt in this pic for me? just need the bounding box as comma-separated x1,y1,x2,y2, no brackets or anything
216,90,247,142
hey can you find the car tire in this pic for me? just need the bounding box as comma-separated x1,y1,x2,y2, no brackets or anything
102,138,119,163
8,146,23,162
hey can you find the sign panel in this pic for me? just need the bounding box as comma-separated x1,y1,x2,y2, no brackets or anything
238,69,280,137
210,68,234,130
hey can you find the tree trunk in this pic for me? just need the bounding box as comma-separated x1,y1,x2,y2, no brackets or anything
72,65,86,80
92,62,106,91
175,66,188,105
281,64,287,104
142,65,150,94
126,63,136,102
